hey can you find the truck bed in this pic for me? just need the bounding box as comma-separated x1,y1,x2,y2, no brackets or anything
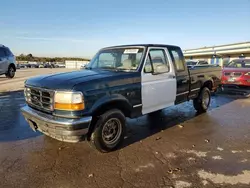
187,65,222,100
189,65,222,75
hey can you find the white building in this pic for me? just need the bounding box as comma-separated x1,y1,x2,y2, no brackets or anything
65,60,90,69
183,41,250,66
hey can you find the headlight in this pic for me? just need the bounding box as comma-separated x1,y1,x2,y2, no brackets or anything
244,72,250,76
24,87,31,101
54,91,84,111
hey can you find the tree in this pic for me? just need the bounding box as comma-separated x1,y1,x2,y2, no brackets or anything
16,53,90,63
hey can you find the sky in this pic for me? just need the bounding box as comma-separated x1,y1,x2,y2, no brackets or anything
0,0,250,58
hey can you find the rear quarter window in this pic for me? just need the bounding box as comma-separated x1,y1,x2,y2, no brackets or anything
168,47,185,71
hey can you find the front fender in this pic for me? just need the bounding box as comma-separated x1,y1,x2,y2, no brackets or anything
90,94,132,114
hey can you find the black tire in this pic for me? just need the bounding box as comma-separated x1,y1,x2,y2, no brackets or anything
90,109,126,152
193,87,211,113
5,65,15,78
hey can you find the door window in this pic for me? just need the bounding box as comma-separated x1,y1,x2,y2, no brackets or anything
144,49,169,74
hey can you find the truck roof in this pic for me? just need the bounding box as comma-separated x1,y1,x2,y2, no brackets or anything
102,44,180,49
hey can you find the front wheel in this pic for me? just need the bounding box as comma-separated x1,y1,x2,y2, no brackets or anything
5,66,15,78
90,109,126,152
193,87,211,113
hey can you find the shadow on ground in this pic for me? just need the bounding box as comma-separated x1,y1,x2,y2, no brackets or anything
0,90,41,142
122,93,237,149
0,89,241,145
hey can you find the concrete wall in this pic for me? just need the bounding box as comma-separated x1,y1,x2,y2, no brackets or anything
184,42,250,67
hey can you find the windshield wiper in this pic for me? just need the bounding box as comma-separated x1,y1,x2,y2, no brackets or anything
97,67,135,72
100,67,123,71
116,68,136,72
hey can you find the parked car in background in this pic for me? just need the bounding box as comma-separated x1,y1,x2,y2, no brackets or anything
30,64,39,68
57,64,66,68
0,44,16,78
221,59,250,87
21,44,221,152
19,64,28,68
44,63,53,68
186,60,209,68
80,63,86,69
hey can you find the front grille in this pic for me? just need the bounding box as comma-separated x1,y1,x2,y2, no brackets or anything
25,87,54,112
224,72,242,77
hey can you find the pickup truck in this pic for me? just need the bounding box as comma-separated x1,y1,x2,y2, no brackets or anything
21,44,221,152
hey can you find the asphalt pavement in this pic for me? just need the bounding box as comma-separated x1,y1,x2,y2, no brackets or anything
0,68,77,91
0,69,250,188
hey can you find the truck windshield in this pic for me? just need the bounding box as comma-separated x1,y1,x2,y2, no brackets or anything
226,59,250,68
86,47,145,71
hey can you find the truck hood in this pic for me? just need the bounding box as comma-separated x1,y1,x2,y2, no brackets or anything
25,69,139,90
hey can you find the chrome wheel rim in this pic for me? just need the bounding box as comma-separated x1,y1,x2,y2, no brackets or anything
102,118,122,145
202,91,210,107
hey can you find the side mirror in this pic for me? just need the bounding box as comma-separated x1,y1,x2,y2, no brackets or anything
153,64,169,74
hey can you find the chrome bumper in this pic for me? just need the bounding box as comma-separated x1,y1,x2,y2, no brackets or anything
21,106,92,142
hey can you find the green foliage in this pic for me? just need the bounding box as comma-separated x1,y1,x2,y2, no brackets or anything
16,53,90,62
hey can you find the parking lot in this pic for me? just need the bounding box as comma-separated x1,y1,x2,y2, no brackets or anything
1,69,250,188
0,68,77,92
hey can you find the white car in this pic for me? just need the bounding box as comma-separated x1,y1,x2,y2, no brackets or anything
0,44,16,78
80,63,88,69
186,60,209,67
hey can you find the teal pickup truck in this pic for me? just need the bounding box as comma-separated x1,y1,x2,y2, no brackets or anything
21,44,221,152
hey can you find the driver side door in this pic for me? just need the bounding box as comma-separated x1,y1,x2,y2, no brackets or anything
141,47,177,114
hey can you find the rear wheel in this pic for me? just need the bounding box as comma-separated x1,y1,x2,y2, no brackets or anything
193,87,211,113
5,65,15,78
90,109,126,152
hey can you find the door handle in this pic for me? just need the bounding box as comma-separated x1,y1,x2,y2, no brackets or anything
182,80,188,83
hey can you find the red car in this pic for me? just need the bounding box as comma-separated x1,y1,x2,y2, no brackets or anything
221,59,250,87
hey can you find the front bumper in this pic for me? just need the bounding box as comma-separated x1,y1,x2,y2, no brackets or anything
21,106,92,143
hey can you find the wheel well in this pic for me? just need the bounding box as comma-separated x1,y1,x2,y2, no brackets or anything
203,80,213,91
9,64,16,71
86,101,131,139
92,101,131,118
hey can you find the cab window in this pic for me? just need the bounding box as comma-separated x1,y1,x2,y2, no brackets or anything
168,47,185,71
144,49,169,74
